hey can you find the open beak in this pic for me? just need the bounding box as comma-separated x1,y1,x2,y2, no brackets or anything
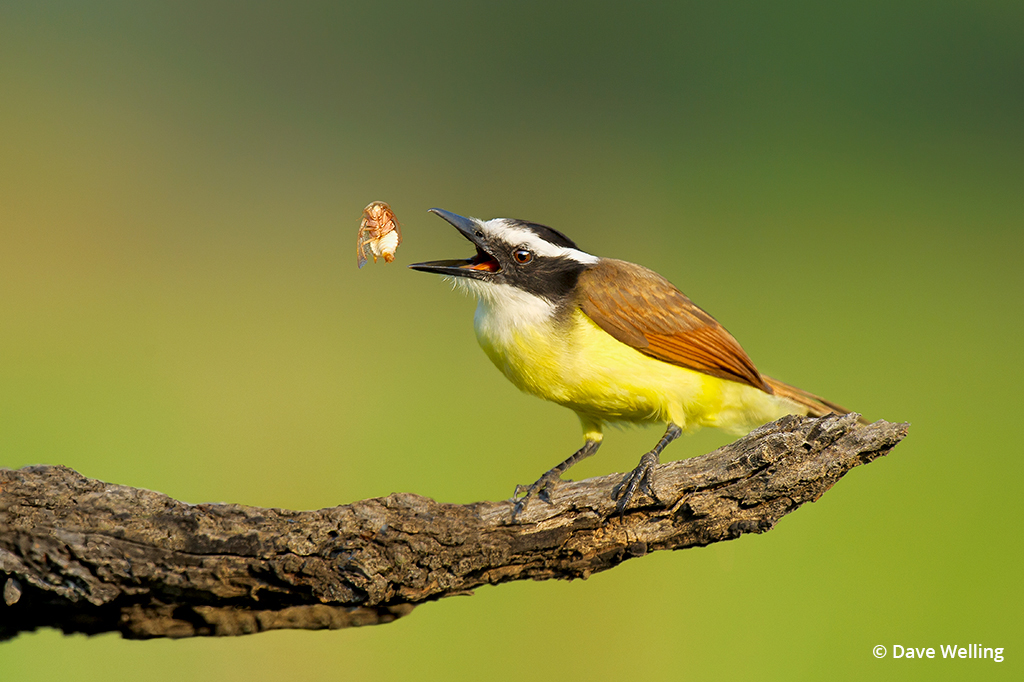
408,209,501,279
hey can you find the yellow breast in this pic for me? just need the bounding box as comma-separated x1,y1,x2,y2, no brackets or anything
474,304,794,433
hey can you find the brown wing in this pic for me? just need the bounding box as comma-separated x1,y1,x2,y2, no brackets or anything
578,259,770,392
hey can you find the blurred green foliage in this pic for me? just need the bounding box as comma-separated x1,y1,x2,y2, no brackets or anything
1,2,1021,681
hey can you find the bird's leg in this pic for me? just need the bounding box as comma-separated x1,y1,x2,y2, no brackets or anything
614,423,683,514
512,439,601,519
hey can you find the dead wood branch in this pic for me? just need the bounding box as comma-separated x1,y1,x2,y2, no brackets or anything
0,413,907,640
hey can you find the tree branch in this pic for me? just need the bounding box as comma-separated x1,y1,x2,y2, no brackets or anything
0,413,906,640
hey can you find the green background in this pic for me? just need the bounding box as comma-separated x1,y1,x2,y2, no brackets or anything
2,2,1021,680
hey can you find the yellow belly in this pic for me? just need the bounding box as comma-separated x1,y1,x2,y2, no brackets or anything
476,308,798,434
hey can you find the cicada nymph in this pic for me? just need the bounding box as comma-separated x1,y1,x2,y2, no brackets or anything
357,201,401,268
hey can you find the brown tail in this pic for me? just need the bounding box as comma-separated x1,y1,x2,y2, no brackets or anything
764,376,869,425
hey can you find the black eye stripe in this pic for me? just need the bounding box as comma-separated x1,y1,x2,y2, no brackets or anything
500,253,591,303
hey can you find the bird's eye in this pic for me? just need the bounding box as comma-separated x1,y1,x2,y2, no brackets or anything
513,249,533,264
475,230,484,239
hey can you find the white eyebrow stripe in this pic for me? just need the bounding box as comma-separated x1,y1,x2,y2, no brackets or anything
484,220,600,264
562,248,601,265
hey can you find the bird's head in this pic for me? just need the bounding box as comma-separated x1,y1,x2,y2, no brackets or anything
409,209,599,304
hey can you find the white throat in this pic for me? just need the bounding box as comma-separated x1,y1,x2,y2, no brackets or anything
455,279,557,346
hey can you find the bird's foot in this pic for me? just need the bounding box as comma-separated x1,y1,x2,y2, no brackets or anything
613,452,661,514
511,470,564,520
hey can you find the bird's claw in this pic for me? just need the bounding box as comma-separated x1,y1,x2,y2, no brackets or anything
511,470,563,520
613,452,661,514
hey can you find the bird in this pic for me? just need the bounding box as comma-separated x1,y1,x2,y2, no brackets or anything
409,208,862,516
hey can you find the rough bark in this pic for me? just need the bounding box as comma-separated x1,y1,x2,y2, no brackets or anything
0,413,907,640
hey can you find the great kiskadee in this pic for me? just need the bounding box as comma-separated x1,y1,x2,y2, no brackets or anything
410,209,861,515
